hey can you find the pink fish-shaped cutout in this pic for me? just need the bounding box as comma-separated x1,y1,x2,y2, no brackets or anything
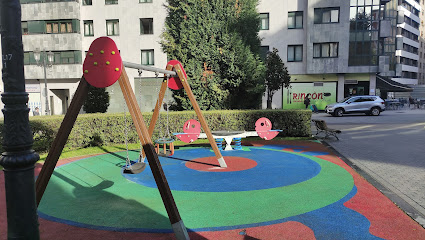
175,119,201,143
255,117,281,140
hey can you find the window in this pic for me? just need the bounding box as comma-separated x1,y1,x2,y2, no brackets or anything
141,50,154,65
24,51,82,65
314,8,339,24
84,20,94,36
22,22,28,35
105,0,118,4
287,45,302,62
313,42,338,58
83,0,92,5
288,11,303,29
106,19,119,36
260,13,269,30
46,20,73,34
140,18,153,34
260,46,269,60
139,0,152,2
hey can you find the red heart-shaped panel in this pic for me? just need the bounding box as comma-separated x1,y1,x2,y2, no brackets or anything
167,60,186,90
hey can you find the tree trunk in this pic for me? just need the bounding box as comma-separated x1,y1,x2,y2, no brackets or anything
267,91,274,109
267,100,272,109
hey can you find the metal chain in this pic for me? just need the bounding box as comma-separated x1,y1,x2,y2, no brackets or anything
137,69,144,163
165,75,171,138
124,104,131,168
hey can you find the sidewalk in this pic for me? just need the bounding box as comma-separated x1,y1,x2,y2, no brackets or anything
1,140,424,240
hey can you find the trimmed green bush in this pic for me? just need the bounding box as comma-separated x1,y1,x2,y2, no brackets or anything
0,110,311,153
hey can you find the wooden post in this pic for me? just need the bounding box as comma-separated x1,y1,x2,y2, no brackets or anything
118,67,189,240
173,64,227,168
35,78,90,206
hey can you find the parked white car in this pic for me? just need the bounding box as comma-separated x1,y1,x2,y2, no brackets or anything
325,96,386,117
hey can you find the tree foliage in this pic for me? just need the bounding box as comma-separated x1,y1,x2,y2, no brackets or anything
265,48,291,109
161,0,265,110
83,86,110,113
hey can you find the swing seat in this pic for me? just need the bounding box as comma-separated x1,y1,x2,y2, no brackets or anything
123,162,147,174
154,137,175,156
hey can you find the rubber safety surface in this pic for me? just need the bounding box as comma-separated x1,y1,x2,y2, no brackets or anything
1,140,423,240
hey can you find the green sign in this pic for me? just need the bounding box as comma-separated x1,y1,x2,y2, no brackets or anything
282,82,337,110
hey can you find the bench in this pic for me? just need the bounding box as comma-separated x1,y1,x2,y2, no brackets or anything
312,119,341,140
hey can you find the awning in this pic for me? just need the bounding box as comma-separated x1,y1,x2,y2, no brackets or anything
376,75,413,92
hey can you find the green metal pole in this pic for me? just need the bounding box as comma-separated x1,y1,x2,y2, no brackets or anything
0,0,41,239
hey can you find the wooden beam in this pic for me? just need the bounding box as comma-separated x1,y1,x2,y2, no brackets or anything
173,64,227,168
118,67,189,239
35,77,90,206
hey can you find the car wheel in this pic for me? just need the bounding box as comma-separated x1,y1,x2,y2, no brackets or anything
334,108,344,117
371,107,380,116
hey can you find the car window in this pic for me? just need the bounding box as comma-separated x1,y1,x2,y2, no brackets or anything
353,98,364,102
363,97,374,102
338,97,351,103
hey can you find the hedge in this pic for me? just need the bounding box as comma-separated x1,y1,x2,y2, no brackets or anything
0,109,311,153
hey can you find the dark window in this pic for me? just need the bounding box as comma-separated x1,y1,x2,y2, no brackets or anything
313,42,338,58
260,13,269,30
288,11,303,29
314,8,339,24
140,18,153,34
24,50,82,65
141,49,154,65
260,46,269,61
46,20,74,34
287,45,302,62
84,20,94,36
83,0,92,5
139,0,152,2
105,0,118,4
106,19,119,36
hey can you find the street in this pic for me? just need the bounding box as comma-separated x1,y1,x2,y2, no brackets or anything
311,109,425,227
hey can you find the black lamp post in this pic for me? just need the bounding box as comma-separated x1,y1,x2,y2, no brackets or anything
33,48,53,115
0,0,41,239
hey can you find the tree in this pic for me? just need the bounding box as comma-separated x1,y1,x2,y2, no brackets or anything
265,48,290,109
83,85,110,113
161,0,265,110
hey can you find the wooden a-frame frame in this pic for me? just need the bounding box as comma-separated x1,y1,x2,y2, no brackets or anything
146,62,227,168
35,61,228,240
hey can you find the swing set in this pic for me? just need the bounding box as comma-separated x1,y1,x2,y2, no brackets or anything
34,37,227,240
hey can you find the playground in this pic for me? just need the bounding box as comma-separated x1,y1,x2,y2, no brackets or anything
1,140,424,239
1,36,424,239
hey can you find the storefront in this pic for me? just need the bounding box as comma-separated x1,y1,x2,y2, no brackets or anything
282,82,337,110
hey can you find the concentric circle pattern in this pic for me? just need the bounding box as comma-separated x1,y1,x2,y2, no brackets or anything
38,146,354,232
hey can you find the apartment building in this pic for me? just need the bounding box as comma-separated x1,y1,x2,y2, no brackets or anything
0,0,420,114
1,0,171,116
258,0,417,110
395,0,420,85
419,0,425,84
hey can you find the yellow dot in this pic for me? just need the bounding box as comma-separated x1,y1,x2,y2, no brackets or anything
163,80,167,82
106,61,110,65
84,70,88,73
94,62,98,66
100,50,104,54
89,53,93,56
115,68,119,71
111,51,115,55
